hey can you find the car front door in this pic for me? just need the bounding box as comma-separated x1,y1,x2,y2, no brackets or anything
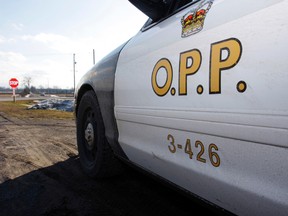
115,0,288,215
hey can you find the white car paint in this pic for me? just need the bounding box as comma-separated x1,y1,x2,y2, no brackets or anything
115,0,288,215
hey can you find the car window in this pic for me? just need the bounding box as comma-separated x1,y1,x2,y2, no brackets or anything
142,0,198,30
173,0,195,11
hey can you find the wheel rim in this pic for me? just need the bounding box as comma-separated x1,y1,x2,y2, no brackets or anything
82,108,98,165
85,122,94,150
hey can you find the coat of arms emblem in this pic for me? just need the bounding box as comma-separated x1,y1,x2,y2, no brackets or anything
181,0,213,38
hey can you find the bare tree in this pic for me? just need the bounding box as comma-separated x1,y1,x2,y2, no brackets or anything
23,76,32,89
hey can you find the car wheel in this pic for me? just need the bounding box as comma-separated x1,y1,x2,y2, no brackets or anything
76,90,121,178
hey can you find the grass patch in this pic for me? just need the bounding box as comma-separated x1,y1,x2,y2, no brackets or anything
0,100,74,120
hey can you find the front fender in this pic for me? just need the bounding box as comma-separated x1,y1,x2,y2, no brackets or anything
74,42,129,158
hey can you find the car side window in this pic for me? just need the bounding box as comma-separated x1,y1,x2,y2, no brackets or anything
141,0,197,30
173,0,195,11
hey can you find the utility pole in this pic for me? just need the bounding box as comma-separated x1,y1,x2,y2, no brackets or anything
93,49,95,65
73,53,76,95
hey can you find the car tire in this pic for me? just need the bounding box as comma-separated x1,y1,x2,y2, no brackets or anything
76,90,122,178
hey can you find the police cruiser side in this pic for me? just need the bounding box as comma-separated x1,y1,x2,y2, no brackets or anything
74,0,288,215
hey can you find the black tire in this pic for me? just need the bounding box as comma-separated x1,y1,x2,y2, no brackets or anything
76,90,122,178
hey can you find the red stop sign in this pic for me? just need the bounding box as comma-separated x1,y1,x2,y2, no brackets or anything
9,78,19,88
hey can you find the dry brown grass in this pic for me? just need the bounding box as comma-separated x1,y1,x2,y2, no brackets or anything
0,100,74,120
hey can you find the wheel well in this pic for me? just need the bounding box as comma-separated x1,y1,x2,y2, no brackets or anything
75,84,128,159
75,84,94,117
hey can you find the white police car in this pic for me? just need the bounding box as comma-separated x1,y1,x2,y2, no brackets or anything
74,0,288,215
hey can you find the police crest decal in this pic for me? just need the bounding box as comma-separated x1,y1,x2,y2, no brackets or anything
181,0,213,38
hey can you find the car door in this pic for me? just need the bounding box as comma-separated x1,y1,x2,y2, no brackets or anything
115,0,288,215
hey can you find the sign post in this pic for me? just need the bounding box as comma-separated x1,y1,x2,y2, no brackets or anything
9,78,19,102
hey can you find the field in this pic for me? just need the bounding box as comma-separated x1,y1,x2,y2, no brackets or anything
0,100,74,119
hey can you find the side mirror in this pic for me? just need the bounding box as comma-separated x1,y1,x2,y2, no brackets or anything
129,0,169,21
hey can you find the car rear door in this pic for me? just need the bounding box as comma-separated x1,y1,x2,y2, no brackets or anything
115,0,288,215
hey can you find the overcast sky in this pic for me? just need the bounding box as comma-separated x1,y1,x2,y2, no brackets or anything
0,0,147,89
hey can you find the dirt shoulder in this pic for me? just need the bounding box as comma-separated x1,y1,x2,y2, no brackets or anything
0,113,77,182
0,110,228,216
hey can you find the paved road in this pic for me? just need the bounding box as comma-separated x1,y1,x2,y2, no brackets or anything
0,96,74,102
